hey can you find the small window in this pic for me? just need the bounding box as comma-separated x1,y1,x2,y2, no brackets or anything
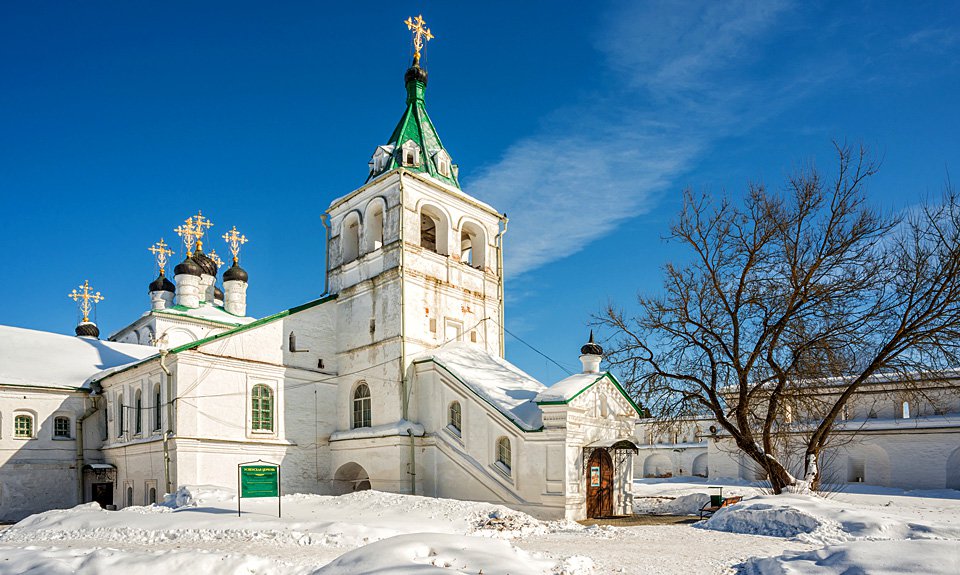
126,486,134,507
448,401,462,434
154,384,162,431
135,389,143,434
401,141,420,166
496,436,511,473
117,394,124,437
148,487,157,505
54,416,71,439
902,401,910,419
251,384,274,432
14,414,33,438
436,152,451,177
352,383,371,429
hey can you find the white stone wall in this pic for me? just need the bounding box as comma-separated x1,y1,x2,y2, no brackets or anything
0,386,97,521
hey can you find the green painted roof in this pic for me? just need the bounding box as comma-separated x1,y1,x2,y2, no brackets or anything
367,65,460,188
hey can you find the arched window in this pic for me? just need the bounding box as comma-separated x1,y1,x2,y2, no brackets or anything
496,436,511,473
149,487,157,505
352,383,371,429
251,385,274,431
448,401,462,434
342,213,360,264
420,205,449,255
126,486,133,507
53,416,71,439
135,389,143,434
364,200,385,252
117,394,124,437
902,401,911,419
14,414,33,438
154,384,162,431
401,140,420,166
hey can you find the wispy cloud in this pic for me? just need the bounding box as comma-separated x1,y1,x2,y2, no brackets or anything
467,0,798,274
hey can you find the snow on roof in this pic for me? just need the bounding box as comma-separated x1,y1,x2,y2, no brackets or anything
0,325,157,390
534,373,604,403
415,343,547,431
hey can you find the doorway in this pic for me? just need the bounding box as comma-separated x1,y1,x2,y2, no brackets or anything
92,483,114,508
586,449,613,518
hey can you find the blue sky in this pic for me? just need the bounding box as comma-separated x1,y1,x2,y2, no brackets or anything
1,1,958,384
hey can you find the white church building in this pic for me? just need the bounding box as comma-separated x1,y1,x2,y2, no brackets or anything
0,48,642,521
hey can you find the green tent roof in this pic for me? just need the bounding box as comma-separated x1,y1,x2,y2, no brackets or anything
367,65,460,189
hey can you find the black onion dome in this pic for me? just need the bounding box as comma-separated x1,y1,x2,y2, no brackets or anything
75,322,100,338
192,248,218,277
174,256,202,277
580,330,604,356
404,65,428,87
148,272,176,293
223,262,248,283
214,285,224,301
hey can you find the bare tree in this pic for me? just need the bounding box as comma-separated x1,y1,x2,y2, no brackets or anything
599,144,960,493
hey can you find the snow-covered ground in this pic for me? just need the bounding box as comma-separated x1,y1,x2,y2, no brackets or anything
0,479,957,574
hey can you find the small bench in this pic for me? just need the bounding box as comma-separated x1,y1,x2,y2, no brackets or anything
698,495,743,519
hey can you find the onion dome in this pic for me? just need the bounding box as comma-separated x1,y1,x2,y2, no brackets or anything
174,255,202,277
192,247,218,277
214,285,224,301
148,272,176,293
580,330,604,356
75,322,100,338
223,261,248,283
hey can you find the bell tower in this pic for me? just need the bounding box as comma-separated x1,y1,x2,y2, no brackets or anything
325,16,506,431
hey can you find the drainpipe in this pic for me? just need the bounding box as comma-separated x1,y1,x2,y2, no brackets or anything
398,172,416,495
496,214,509,358
320,213,331,295
159,349,174,494
75,394,100,504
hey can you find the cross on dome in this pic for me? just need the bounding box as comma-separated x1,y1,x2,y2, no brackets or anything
404,14,434,66
68,280,104,323
222,226,248,264
148,238,174,275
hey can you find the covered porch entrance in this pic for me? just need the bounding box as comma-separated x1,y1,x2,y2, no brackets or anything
583,438,639,519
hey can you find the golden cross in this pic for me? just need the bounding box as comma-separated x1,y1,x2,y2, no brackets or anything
404,14,434,65
208,249,224,268
148,238,174,274
222,226,248,264
175,217,198,256
68,280,104,323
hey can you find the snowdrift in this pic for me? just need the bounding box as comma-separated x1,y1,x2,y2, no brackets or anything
740,539,960,575
700,494,960,545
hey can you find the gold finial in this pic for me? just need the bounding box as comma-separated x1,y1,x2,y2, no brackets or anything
68,280,104,324
208,249,224,268
174,210,215,255
404,14,434,66
222,226,248,264
148,238,174,275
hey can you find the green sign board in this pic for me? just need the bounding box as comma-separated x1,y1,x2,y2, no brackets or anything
240,465,279,498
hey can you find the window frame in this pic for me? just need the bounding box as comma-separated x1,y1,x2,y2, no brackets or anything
352,383,372,429
448,401,462,435
495,436,512,475
153,383,162,432
13,413,34,439
53,415,72,439
250,384,275,433
135,389,143,435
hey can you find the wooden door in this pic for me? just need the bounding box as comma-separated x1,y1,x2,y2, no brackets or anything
586,449,614,518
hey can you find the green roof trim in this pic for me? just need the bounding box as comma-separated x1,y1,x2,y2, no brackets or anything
167,294,338,354
367,66,460,189
412,357,544,433
89,294,338,384
536,372,645,417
